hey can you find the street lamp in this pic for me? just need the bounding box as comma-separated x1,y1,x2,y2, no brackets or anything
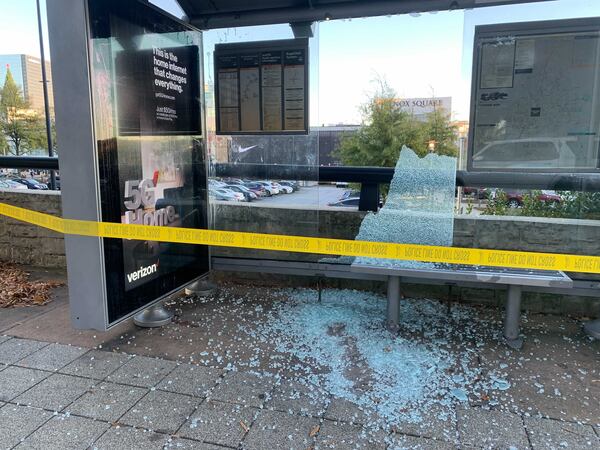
36,0,56,190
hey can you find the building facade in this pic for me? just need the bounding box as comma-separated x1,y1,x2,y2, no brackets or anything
0,54,54,112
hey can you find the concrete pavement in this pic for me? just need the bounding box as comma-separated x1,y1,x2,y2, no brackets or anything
0,271,598,449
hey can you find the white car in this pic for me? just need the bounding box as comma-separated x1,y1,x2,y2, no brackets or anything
472,138,577,169
257,181,279,195
212,188,245,202
0,179,28,190
272,182,292,194
209,178,227,189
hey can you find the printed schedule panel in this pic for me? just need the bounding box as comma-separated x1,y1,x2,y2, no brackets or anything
468,18,600,172
214,39,309,135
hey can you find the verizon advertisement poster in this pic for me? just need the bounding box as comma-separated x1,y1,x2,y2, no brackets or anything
121,141,190,290
87,0,209,325
116,45,201,136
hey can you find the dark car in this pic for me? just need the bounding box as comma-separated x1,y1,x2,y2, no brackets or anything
279,180,300,191
11,177,48,190
328,197,360,207
245,182,269,197
225,184,256,202
463,187,490,199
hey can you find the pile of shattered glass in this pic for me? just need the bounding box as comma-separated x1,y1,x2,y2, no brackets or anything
242,149,511,433
247,287,511,436
324,145,457,269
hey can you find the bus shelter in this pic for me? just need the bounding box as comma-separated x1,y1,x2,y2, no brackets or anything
45,0,600,342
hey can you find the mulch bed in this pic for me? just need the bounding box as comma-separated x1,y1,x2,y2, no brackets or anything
0,263,63,308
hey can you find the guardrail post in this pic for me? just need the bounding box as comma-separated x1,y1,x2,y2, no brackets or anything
358,182,379,212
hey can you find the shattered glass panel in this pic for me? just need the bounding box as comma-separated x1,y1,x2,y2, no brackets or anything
355,146,457,268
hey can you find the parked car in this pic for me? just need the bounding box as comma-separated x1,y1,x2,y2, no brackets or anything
220,188,245,202
225,184,257,201
0,179,28,190
10,177,48,190
256,181,279,195
279,180,299,191
272,182,292,194
244,182,268,197
224,178,244,185
208,190,231,201
340,190,360,200
208,178,227,189
328,197,360,207
504,190,562,208
209,187,245,202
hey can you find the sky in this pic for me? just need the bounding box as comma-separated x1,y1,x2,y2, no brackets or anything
1,0,599,124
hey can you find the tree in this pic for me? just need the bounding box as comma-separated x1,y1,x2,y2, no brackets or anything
0,68,47,156
422,108,459,157
335,81,458,168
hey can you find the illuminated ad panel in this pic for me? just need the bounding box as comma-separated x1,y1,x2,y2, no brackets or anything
88,0,209,325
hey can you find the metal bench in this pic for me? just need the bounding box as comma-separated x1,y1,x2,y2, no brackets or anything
351,262,573,349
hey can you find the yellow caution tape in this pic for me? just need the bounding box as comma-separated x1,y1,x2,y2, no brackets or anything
1,201,600,273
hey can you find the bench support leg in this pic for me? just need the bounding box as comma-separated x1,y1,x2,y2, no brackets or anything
583,319,600,339
504,285,523,349
386,276,401,332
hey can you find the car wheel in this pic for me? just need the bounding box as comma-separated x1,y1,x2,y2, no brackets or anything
507,199,520,208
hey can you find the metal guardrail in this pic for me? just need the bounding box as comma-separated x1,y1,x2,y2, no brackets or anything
214,163,600,211
0,156,60,170
4,156,600,211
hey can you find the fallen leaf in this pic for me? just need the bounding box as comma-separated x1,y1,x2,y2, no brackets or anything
0,263,63,308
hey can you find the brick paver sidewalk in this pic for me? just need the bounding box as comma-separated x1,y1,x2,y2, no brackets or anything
0,335,598,449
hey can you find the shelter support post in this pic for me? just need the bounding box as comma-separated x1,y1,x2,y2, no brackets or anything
504,285,523,349
386,275,401,332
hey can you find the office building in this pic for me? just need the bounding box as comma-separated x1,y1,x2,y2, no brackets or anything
0,54,53,112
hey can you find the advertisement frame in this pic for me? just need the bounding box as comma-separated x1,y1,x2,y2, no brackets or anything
47,0,210,330
467,17,600,173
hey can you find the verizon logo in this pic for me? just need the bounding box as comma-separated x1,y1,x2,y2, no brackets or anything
127,263,158,283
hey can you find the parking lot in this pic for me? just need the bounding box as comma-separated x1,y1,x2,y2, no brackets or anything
212,184,354,210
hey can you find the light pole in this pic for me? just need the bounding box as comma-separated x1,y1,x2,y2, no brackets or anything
36,0,56,190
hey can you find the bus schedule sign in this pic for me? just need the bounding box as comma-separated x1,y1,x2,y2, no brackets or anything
214,39,309,135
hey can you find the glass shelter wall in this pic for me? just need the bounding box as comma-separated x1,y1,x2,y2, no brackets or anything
198,0,600,280
203,24,321,262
